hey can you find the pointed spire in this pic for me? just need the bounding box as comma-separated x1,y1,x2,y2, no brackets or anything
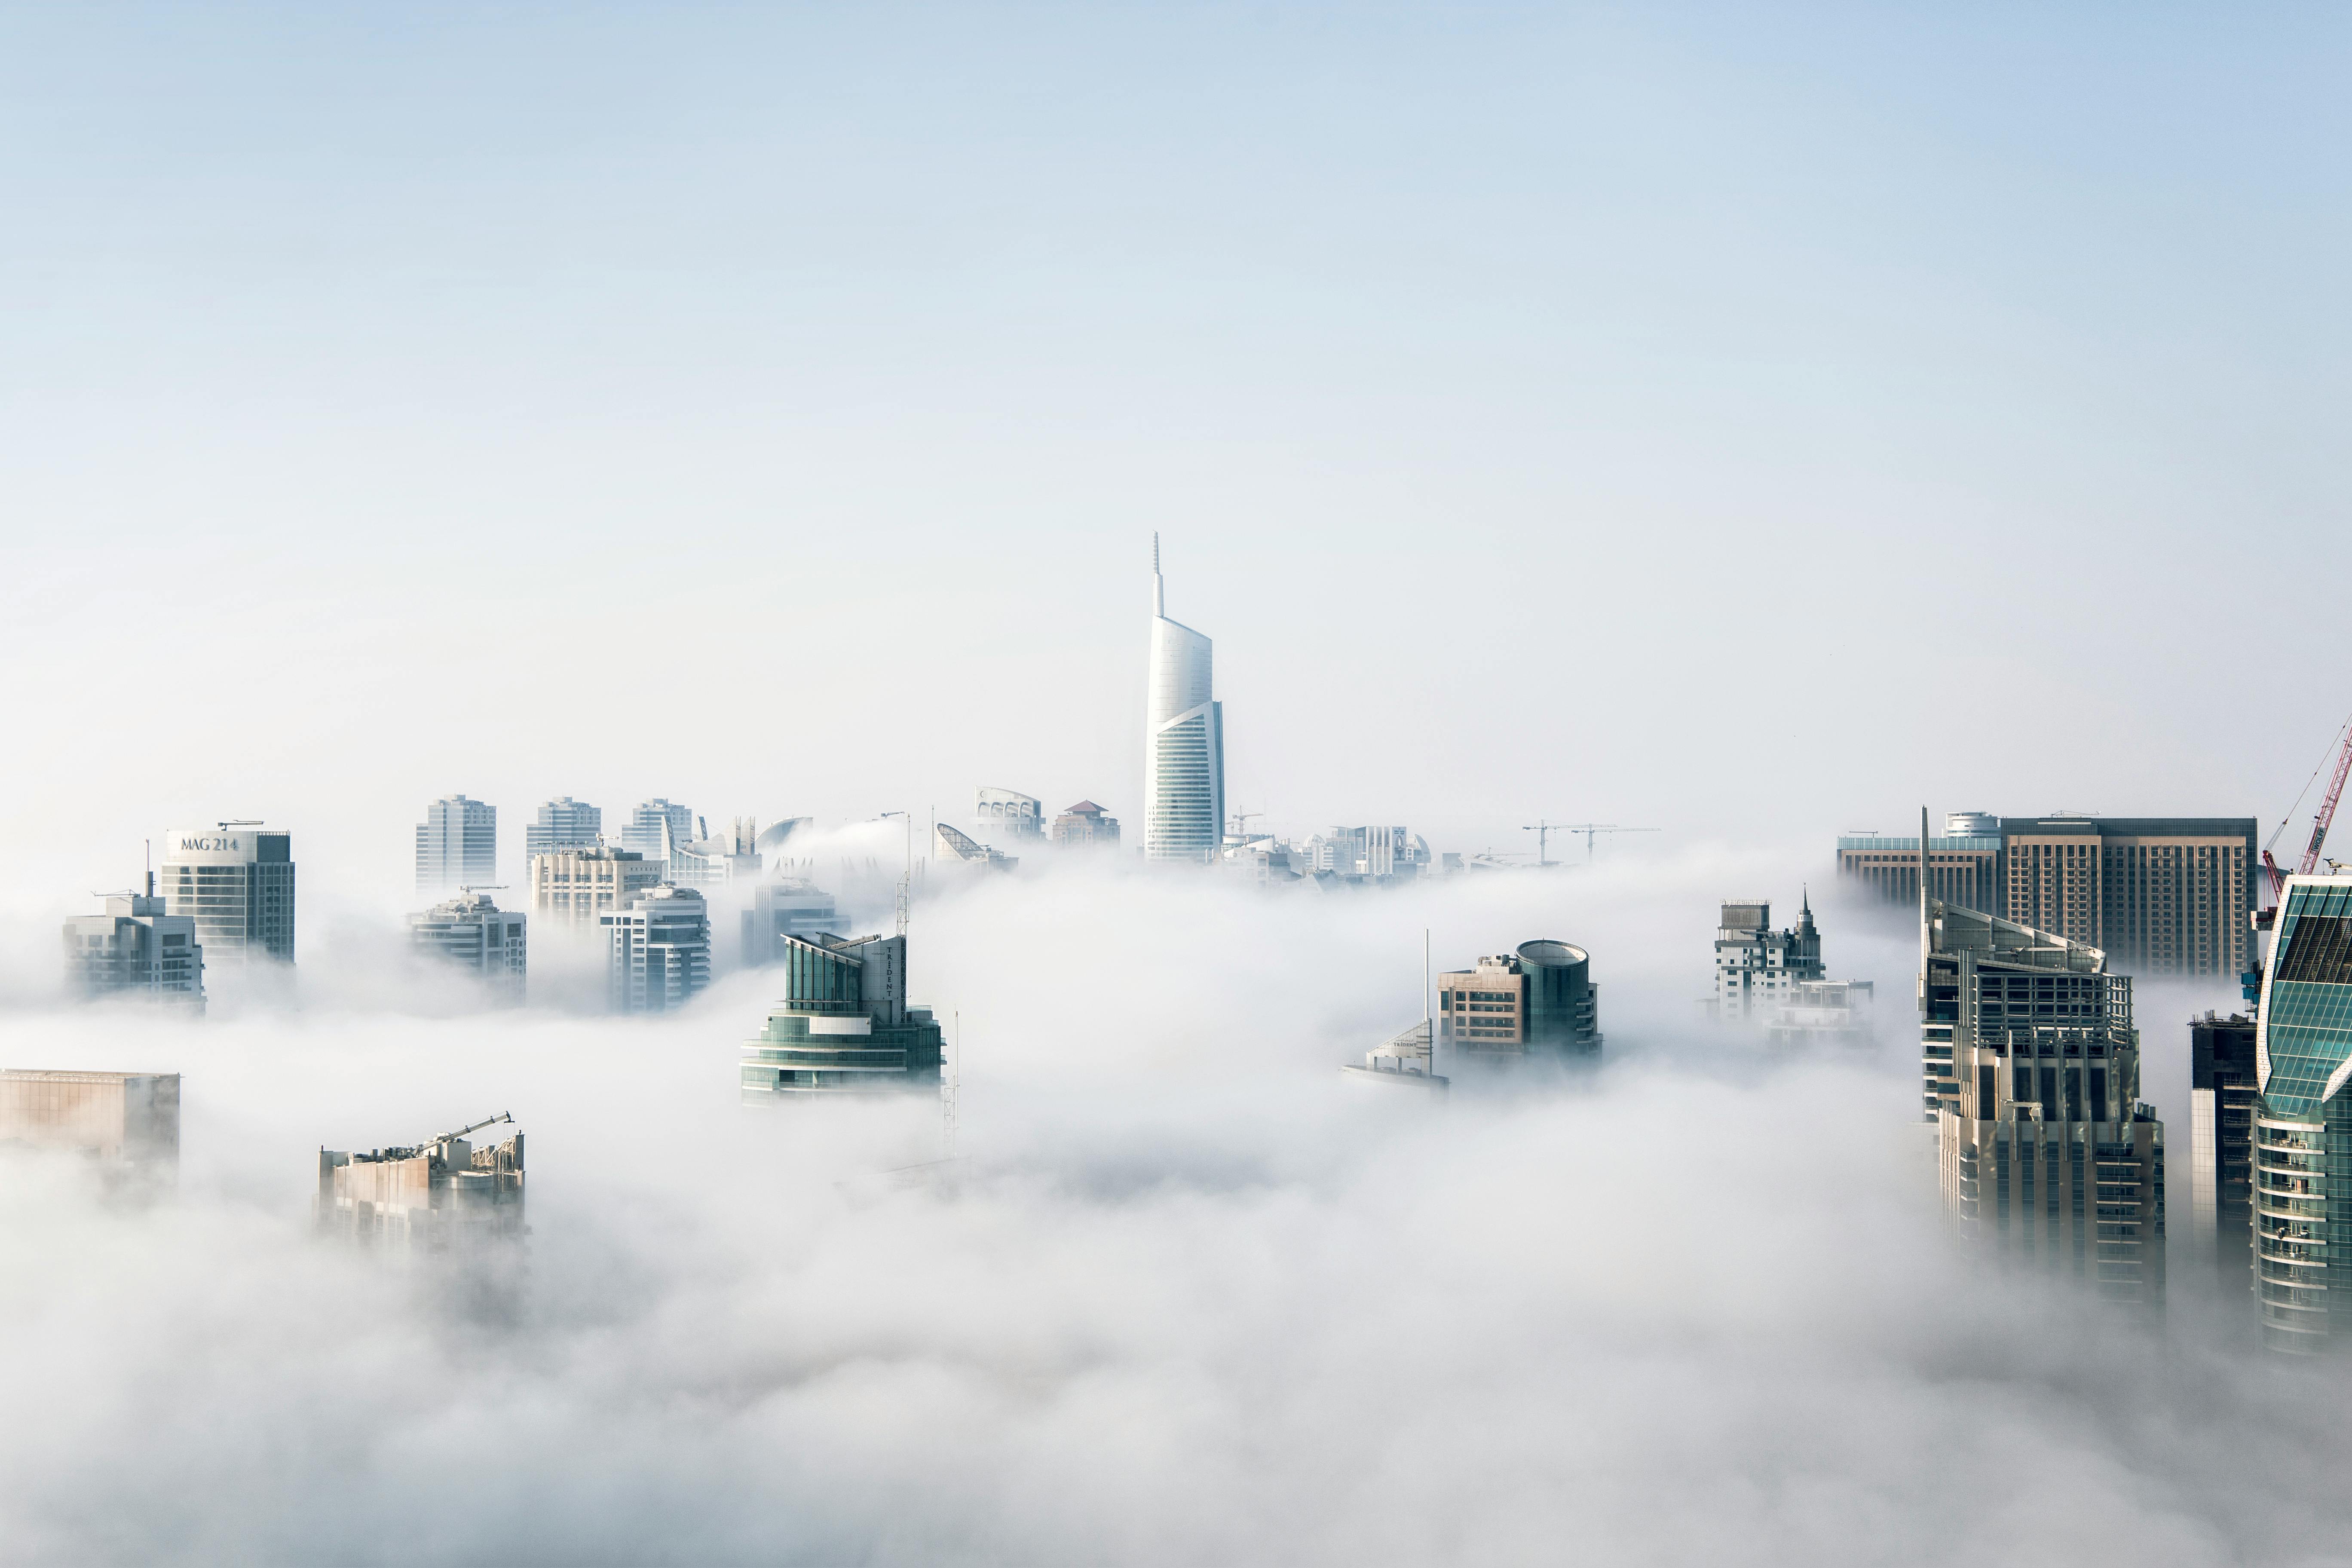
1152,531,1166,617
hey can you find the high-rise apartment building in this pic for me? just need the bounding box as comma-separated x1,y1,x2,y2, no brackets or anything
0,1070,180,1179
524,797,602,858
1840,814,2257,979
410,891,527,999
63,875,203,1007
977,787,1044,844
602,885,710,1013
2248,875,2352,1351
622,800,695,862
2189,1011,2257,1294
1706,894,1823,1023
741,879,842,965
1050,800,1121,849
1922,887,2165,1305
1838,820,2003,910
159,824,295,963
1144,538,1223,863
530,846,664,932
1436,941,1601,1067
318,1113,525,1253
740,931,945,1100
415,795,496,895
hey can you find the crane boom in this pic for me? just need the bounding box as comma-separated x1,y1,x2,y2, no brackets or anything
2298,726,2352,876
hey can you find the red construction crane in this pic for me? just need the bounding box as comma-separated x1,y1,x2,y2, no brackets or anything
2266,715,2352,900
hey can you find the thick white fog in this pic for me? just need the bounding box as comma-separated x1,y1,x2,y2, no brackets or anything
7,854,2349,1566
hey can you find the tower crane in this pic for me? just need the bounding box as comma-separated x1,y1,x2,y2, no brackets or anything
1523,821,1659,867
2266,714,2352,902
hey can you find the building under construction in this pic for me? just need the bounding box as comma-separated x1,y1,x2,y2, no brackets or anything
318,1114,526,1253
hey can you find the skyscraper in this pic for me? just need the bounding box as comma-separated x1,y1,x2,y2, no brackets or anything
2248,874,2352,1351
2189,1011,2257,1294
1707,894,1824,1023
602,885,711,1013
530,845,663,931
1920,808,2165,1305
739,931,945,1100
622,800,695,862
416,795,497,895
1144,536,1223,863
410,891,528,1000
1436,940,1601,1067
524,797,602,858
63,875,203,1008
159,824,295,963
1839,814,2258,979
0,1070,181,1187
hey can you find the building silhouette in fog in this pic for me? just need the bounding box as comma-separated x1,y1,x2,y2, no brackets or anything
0,1070,180,1192
1144,538,1223,863
1050,800,1120,850
410,891,527,1000
531,845,663,931
64,875,202,1007
2190,1011,2257,1294
1706,894,1823,1023
1921,867,2165,1306
160,824,295,964
416,795,496,895
318,1113,524,1253
741,931,945,1099
524,796,602,858
603,885,710,1013
1436,940,1600,1067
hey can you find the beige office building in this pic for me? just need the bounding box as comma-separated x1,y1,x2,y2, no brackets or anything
318,1113,525,1252
1842,814,2256,979
530,846,663,931
0,1069,181,1176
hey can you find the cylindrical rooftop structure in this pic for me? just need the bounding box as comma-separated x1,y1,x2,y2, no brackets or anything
1516,939,1600,1057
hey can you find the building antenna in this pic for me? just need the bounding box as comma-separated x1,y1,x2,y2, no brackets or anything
1422,927,1433,1077
1152,532,1165,617
944,1008,961,1161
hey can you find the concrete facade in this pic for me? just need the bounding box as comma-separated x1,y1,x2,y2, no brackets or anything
530,846,663,932
1923,895,2165,1306
0,1069,181,1177
318,1114,525,1253
602,885,710,1013
160,824,295,963
410,891,527,999
63,878,203,1007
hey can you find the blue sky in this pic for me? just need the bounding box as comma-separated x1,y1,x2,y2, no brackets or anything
2,3,2345,896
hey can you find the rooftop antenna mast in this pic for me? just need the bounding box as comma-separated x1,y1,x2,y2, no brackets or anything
944,1009,961,1160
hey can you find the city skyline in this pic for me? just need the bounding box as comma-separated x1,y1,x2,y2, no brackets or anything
1,3,2346,1560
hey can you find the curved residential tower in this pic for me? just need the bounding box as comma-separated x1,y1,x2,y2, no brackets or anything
1144,536,1224,862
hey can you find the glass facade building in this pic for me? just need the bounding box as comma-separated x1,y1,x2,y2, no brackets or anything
2251,876,2352,1352
1144,539,1224,864
741,931,945,1100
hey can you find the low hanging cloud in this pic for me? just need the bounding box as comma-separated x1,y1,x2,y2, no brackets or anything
2,849,2343,1566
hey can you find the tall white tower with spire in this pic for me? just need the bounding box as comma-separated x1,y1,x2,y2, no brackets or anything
1144,534,1225,863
